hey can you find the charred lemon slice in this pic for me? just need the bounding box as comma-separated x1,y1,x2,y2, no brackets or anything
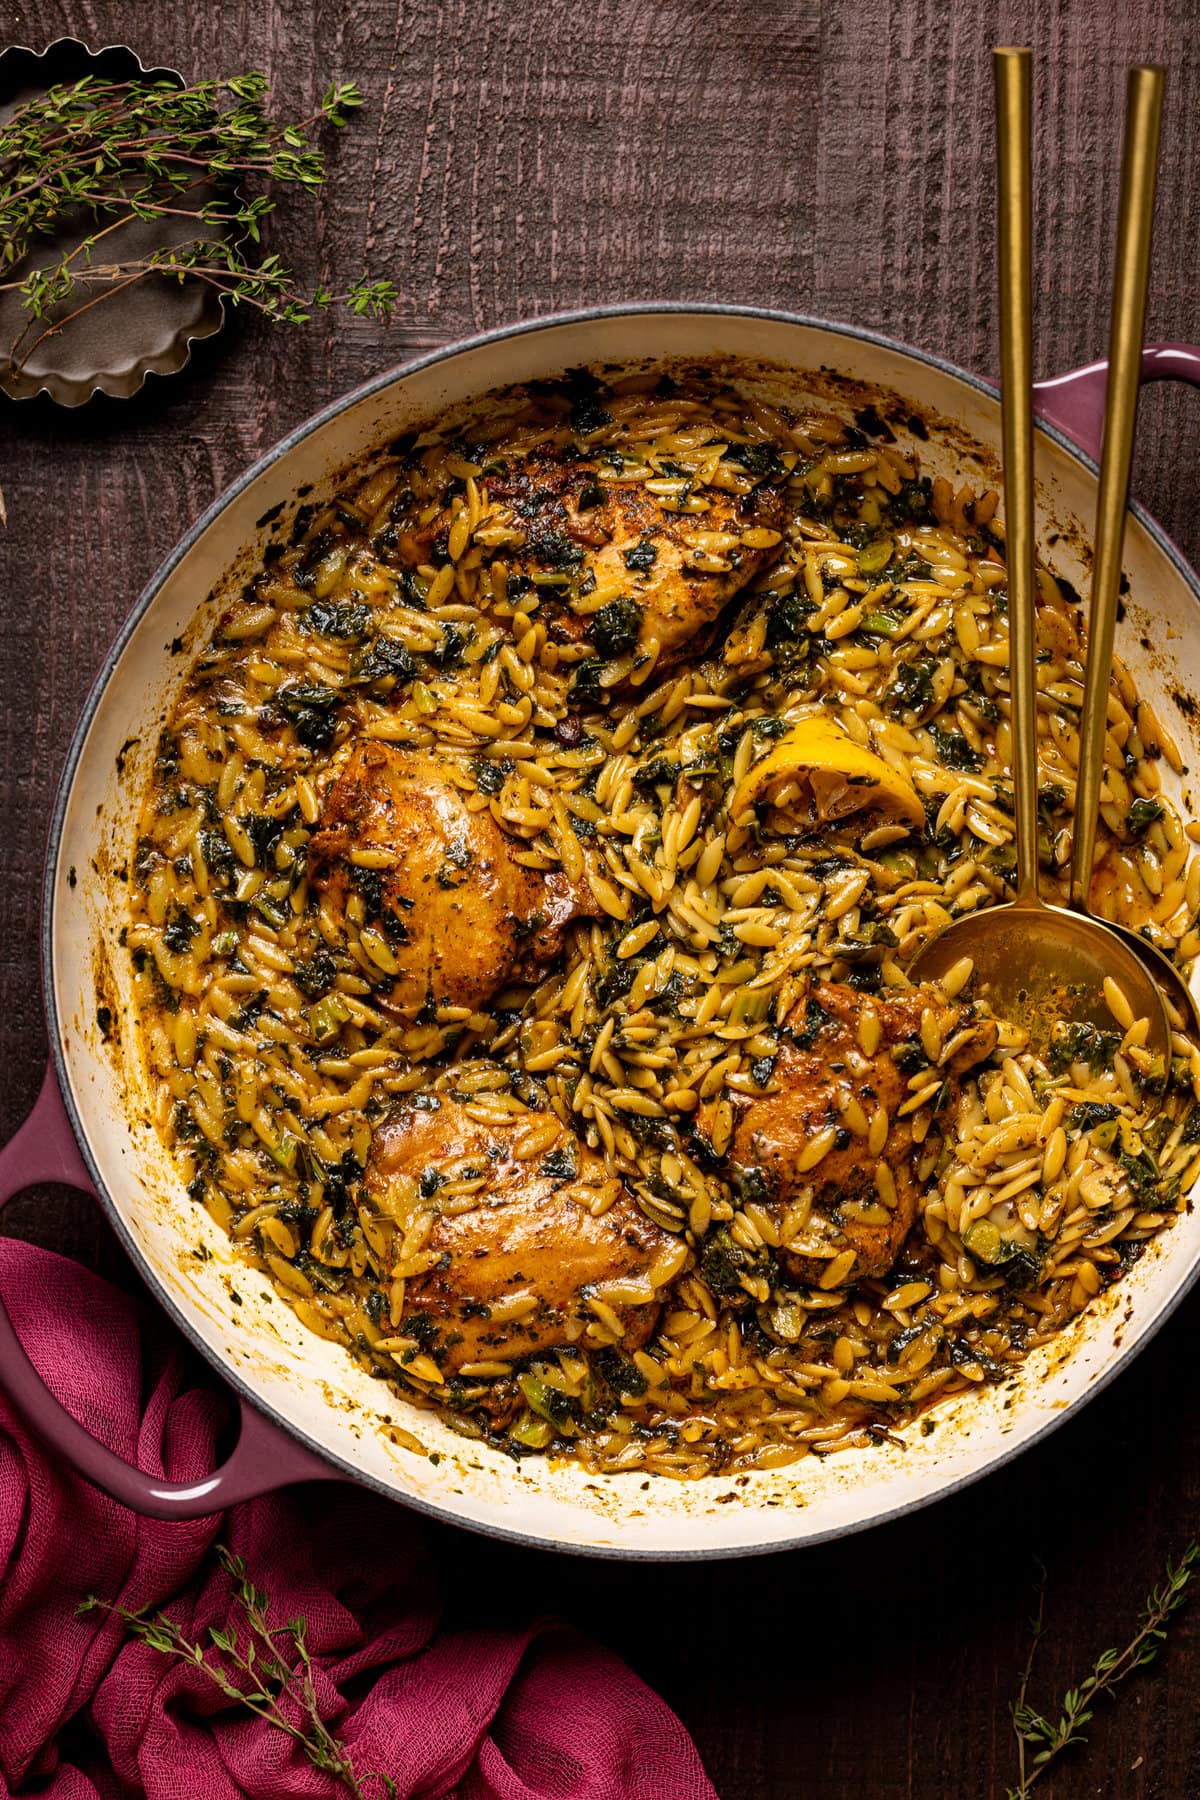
730,715,925,831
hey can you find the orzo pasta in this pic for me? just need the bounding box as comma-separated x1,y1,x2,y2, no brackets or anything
128,369,1200,1478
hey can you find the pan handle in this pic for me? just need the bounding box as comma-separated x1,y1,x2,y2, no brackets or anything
0,1063,337,1519
1034,342,1200,462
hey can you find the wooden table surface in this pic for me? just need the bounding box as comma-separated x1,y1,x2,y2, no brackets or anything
4,2,1200,1794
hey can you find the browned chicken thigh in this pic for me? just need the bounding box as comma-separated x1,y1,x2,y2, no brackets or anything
707,980,998,1287
384,447,787,677
308,742,595,1015
364,1097,678,1371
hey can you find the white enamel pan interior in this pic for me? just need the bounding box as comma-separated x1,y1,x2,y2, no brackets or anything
46,307,1200,1557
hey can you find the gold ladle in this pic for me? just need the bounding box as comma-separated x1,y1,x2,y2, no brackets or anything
909,49,1172,1063
1065,70,1200,1039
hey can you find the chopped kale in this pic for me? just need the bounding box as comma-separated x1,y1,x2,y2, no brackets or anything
622,1112,675,1151
964,1224,1043,1296
519,1372,575,1428
835,919,899,963
700,1228,764,1300
594,1347,648,1398
245,812,285,866
292,948,337,999
472,755,512,796
592,595,643,658
162,904,199,954
353,865,384,918
730,1165,770,1208
199,828,235,880
1068,1101,1120,1132
277,680,339,750
428,623,467,669
540,1146,578,1183
570,657,605,706
889,477,932,522
288,504,316,547
233,990,267,1030
966,685,1000,724
1047,1021,1122,1074
577,479,607,511
1126,796,1164,839
1119,1145,1161,1205
766,585,818,647
595,957,638,1009
884,659,936,717
527,527,585,571
930,726,983,771
300,599,372,640
398,568,427,608
997,1242,1045,1291
510,908,545,945
792,995,831,1049
293,527,336,584
633,753,683,790
403,1309,437,1350
567,372,613,436
349,636,417,685
725,441,785,482
623,536,658,574
418,1166,446,1199
1037,782,1069,821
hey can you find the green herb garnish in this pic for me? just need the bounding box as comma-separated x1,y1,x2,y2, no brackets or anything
1007,1545,1198,1795
1,73,396,375
79,1546,397,1797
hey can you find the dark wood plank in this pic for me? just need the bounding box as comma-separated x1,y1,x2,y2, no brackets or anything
4,2,1200,1793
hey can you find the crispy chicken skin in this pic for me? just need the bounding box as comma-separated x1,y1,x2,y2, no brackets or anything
308,742,595,1016
385,448,787,674
365,1098,674,1370
709,980,998,1287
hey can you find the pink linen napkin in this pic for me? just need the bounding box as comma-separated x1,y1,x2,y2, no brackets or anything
0,1239,716,1800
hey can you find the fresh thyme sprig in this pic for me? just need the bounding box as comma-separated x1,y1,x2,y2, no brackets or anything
79,1545,396,1798
0,71,397,372
1008,1541,1199,1796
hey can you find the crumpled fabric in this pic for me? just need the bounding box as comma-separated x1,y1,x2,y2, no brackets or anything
0,1239,716,1800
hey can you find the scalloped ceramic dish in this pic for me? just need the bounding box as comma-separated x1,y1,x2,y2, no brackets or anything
0,37,226,405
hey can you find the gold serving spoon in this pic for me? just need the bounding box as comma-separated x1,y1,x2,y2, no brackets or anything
1064,68,1200,1038
909,48,1172,1063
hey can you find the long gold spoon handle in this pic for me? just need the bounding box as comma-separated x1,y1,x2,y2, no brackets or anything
994,48,1040,906
1070,66,1165,911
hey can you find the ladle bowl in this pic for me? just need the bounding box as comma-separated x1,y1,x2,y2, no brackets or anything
908,899,1173,1061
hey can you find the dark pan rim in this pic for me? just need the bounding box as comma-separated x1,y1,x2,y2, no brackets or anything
39,302,1200,1559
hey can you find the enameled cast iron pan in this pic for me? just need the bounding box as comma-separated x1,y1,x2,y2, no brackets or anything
3,308,1200,1557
